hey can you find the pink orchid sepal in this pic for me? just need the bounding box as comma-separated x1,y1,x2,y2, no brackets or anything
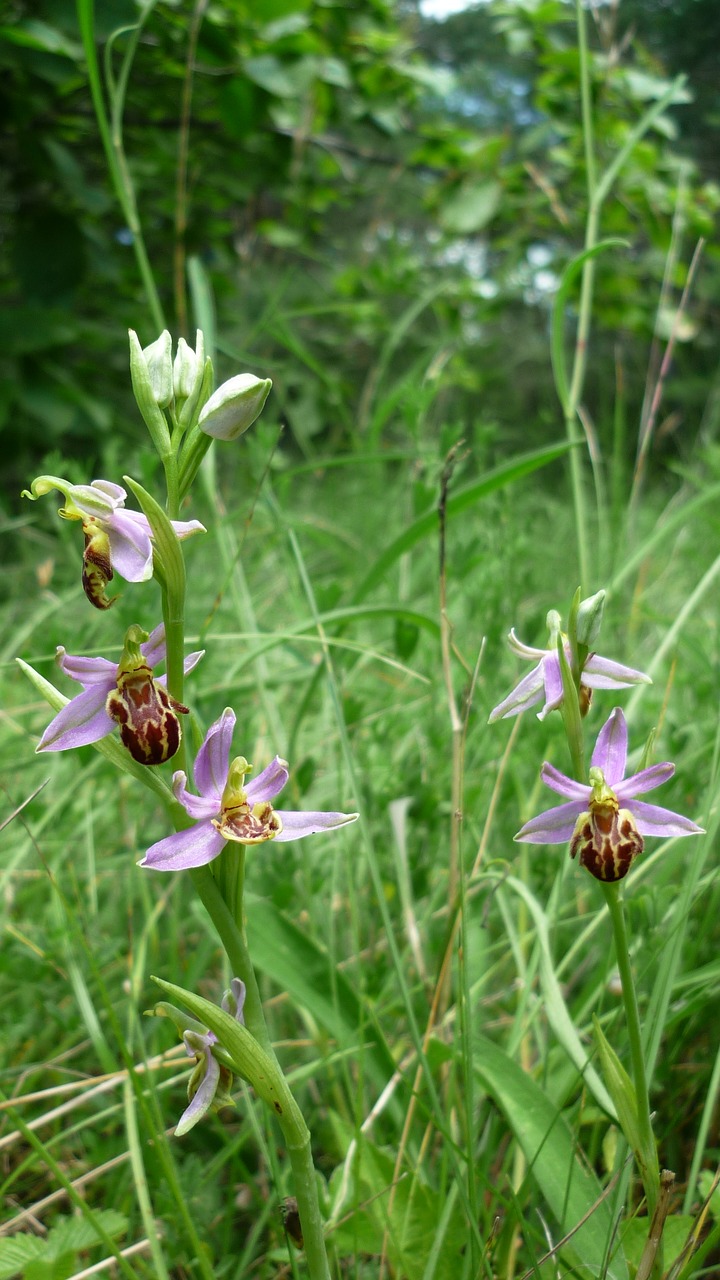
515,708,704,881
489,609,652,723
140,708,358,871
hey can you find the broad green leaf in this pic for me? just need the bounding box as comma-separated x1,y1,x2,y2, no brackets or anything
0,1235,47,1280
123,476,186,601
151,976,289,1116
45,1210,127,1254
0,20,81,58
592,1016,657,1193
475,1034,628,1279
438,180,501,234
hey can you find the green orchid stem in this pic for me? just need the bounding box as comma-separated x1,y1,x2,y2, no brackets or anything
164,452,181,523
189,863,272,1058
160,585,187,776
602,881,660,1220
178,427,214,502
190,860,332,1279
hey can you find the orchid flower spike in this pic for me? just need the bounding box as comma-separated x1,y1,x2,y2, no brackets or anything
515,708,704,881
22,475,205,609
176,978,246,1136
140,708,358,870
488,608,651,723
38,624,204,765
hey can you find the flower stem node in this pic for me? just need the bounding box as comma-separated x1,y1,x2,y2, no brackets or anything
198,373,272,441
106,625,189,766
515,708,704,881
140,708,358,870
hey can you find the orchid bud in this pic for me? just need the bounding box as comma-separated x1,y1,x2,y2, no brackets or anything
128,330,172,454
174,331,205,403
141,331,173,406
198,373,272,441
577,590,606,648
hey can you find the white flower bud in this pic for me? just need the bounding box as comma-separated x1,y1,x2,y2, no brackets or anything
174,330,205,403
577,590,606,647
141,331,174,407
198,373,272,441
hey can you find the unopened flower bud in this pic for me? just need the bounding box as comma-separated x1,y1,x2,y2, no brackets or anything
546,610,562,644
198,373,272,441
141,331,174,407
577,590,606,648
174,331,205,403
128,330,172,454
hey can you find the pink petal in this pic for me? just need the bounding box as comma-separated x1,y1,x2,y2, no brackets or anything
57,647,117,687
488,663,544,722
170,517,206,540
130,512,206,541
140,624,167,667
183,649,205,676
591,709,627,784
172,772,219,821
537,652,563,720
175,1035,219,1135
37,685,114,751
272,809,358,842
194,709,236,801
514,798,585,844
540,762,589,801
91,479,126,504
583,654,651,688
616,762,674,801
139,821,225,870
106,510,153,581
626,799,705,839
246,756,289,804
507,629,546,660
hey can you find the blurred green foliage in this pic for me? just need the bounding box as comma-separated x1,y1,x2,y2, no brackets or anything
0,0,717,486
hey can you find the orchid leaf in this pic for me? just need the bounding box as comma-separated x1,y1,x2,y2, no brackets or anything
475,1033,628,1279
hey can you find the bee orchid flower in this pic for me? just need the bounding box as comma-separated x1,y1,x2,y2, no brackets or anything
489,610,652,723
140,708,358,871
22,475,205,609
37,624,203,765
514,708,704,881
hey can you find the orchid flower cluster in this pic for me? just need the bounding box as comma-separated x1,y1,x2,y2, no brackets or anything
20,329,358,1276
488,592,703,881
488,590,704,1242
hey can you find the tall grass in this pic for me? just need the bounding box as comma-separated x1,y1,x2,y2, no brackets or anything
1,2,719,1279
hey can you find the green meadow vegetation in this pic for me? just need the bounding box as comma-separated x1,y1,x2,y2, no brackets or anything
1,1,719,1277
